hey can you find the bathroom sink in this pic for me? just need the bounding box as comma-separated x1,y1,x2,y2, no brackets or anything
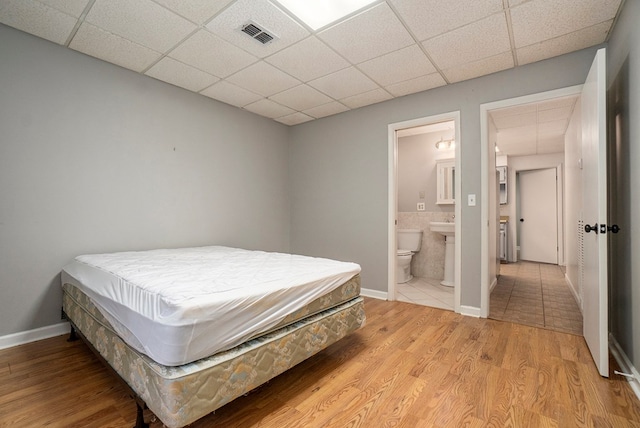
429,222,456,287
429,221,455,236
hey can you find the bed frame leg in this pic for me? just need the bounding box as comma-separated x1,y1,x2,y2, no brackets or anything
134,401,149,428
67,326,78,342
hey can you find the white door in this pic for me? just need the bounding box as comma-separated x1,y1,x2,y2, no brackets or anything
581,48,608,377
519,168,558,264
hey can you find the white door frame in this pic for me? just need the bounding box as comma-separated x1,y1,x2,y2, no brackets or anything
479,86,582,317
388,111,461,313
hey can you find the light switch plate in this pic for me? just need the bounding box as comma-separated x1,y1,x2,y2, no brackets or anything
468,194,476,206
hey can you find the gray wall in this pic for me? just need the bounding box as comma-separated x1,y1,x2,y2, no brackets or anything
0,25,290,336
289,47,600,308
607,0,640,371
398,131,455,213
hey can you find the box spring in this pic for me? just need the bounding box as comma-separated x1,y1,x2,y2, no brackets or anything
62,282,365,428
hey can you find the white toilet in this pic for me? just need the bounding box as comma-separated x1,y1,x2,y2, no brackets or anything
396,229,423,283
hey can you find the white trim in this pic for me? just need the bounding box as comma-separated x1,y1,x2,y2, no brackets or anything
0,322,70,350
388,111,461,314
564,273,583,312
459,305,481,318
609,333,640,401
489,276,498,293
479,85,583,318
360,288,388,300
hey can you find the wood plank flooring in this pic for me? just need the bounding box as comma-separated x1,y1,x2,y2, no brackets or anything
1,298,639,427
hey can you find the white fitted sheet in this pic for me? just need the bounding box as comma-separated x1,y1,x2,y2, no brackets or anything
61,246,361,366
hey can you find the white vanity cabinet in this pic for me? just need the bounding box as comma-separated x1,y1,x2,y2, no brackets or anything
436,158,455,205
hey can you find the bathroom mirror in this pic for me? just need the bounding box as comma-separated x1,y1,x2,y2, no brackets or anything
436,158,455,204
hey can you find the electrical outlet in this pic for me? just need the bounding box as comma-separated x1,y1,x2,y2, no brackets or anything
417,202,425,211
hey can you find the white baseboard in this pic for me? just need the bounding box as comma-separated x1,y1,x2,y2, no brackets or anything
360,288,388,300
609,333,640,401
489,277,498,293
0,322,70,351
460,305,481,318
564,273,583,312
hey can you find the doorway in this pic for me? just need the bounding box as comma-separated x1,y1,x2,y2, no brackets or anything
388,112,461,313
518,167,558,264
479,86,582,317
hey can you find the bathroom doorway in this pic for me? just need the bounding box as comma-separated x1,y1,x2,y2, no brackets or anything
388,112,461,313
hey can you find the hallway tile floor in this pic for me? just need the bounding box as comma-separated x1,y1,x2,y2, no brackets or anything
396,276,454,311
490,261,583,335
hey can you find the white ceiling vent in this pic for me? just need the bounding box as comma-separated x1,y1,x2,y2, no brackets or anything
241,21,277,45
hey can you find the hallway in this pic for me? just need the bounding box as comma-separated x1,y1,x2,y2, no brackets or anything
489,261,583,335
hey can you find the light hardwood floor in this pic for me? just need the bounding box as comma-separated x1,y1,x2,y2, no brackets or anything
1,298,639,427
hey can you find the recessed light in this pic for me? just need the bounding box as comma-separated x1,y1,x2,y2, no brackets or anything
275,0,378,30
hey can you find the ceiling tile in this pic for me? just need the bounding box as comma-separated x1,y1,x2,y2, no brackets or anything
269,84,333,111
303,102,349,119
424,13,511,71
0,0,78,45
38,0,90,17
69,23,162,72
265,36,350,82
85,0,196,53
318,2,414,64
510,0,621,48
243,98,295,119
442,51,513,83
145,57,219,92
537,120,568,136
169,30,257,78
308,67,378,99
385,73,446,97
497,125,537,143
492,112,537,129
152,0,233,25
341,88,392,109
227,61,300,97
538,106,573,123
199,80,262,107
275,112,314,126
516,20,611,65
358,45,437,86
205,0,308,58
390,0,503,41
490,103,537,119
538,96,578,111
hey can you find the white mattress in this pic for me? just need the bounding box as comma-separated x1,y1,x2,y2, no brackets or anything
61,246,361,366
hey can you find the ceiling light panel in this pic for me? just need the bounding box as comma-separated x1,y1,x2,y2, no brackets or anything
275,0,378,30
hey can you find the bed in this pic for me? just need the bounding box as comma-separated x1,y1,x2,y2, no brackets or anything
61,246,365,428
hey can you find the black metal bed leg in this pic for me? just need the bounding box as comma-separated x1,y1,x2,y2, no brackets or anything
134,401,149,428
67,325,78,342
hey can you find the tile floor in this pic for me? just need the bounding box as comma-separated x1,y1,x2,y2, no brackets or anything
489,261,583,335
396,276,454,311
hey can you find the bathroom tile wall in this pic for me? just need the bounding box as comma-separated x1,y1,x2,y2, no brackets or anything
398,211,451,280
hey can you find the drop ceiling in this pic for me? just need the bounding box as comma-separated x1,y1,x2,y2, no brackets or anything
490,95,579,156
0,0,621,126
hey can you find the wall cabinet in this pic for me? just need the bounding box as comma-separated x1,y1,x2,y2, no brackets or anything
497,165,507,205
436,159,455,205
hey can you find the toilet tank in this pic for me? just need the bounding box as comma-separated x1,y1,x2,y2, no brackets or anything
397,229,423,251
